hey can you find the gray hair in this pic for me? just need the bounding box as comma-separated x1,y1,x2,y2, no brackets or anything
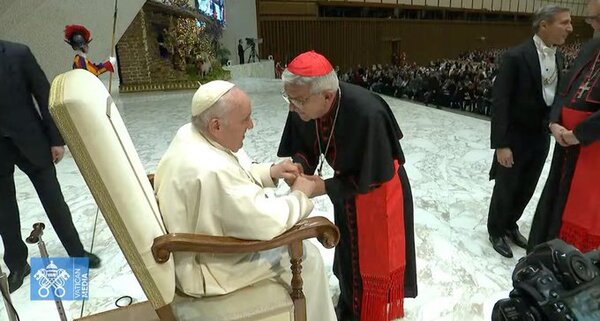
532,4,570,32
281,69,340,94
191,89,236,134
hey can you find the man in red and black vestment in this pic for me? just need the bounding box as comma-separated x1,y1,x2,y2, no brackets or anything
277,50,417,321
528,2,600,253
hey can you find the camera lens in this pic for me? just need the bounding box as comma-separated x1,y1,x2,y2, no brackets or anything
570,255,594,283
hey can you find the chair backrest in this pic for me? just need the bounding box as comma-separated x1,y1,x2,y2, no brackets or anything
48,70,176,310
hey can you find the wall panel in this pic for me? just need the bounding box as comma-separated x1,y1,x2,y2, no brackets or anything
259,1,317,16
257,0,588,15
258,17,591,68
482,0,492,10
577,3,585,16
517,0,526,13
492,0,502,11
439,0,452,8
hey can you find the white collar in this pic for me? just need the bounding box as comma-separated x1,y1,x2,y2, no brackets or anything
75,50,87,58
533,34,557,56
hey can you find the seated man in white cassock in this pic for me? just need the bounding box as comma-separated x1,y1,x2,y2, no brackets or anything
154,80,337,321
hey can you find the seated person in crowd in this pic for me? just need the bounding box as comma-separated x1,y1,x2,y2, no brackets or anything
154,80,337,321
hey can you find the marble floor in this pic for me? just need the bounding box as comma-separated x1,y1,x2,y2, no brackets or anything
0,77,556,321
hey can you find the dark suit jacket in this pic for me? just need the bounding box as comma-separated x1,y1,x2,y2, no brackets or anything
491,38,565,149
0,40,64,167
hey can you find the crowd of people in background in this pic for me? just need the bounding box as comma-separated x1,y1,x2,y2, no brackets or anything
336,41,582,117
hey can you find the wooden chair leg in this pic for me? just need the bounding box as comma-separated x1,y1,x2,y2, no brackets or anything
289,241,306,321
155,305,177,321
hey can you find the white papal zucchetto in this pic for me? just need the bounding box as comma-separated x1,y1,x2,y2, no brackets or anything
191,80,235,116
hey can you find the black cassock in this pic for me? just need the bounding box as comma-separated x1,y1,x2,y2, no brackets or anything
278,82,417,321
528,39,600,253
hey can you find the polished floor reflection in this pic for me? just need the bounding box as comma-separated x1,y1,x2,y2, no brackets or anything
0,78,554,321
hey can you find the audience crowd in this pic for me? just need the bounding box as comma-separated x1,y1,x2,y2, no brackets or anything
338,41,582,116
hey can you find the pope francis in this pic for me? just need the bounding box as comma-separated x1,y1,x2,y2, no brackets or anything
154,80,336,321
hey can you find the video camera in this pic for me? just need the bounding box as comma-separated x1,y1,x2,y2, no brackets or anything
492,239,600,321
245,38,256,48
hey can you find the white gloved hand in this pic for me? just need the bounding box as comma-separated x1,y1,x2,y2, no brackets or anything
108,56,117,67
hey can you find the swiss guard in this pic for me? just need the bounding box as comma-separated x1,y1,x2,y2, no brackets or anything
64,24,116,76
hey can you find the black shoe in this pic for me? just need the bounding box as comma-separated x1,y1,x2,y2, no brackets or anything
505,228,528,249
8,263,31,293
84,251,101,269
489,236,513,258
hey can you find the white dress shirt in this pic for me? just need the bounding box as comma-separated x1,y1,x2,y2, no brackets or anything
533,34,558,106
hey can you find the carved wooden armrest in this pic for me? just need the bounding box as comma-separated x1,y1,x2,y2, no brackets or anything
151,216,339,263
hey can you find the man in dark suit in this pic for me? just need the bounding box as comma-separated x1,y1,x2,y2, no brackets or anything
487,5,572,258
0,40,100,293
238,39,245,65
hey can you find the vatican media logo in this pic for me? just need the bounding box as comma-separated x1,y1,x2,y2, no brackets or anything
30,257,89,301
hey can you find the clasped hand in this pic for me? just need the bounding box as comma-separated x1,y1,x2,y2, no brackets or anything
549,123,580,147
270,160,326,197
497,124,580,169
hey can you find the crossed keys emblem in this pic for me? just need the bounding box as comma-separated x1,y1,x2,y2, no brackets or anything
33,260,71,298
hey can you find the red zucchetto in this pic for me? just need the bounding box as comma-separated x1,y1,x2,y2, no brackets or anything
287,50,333,76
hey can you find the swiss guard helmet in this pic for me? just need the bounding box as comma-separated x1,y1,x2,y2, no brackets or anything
64,25,92,50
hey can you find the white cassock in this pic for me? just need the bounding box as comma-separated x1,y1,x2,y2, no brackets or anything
154,123,336,321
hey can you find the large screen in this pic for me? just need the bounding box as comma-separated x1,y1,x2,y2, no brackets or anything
196,0,225,24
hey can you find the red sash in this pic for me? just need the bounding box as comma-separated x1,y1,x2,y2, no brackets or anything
558,107,600,252
355,160,406,321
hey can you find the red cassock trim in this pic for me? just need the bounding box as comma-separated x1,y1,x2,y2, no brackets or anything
355,160,406,321
559,107,600,252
